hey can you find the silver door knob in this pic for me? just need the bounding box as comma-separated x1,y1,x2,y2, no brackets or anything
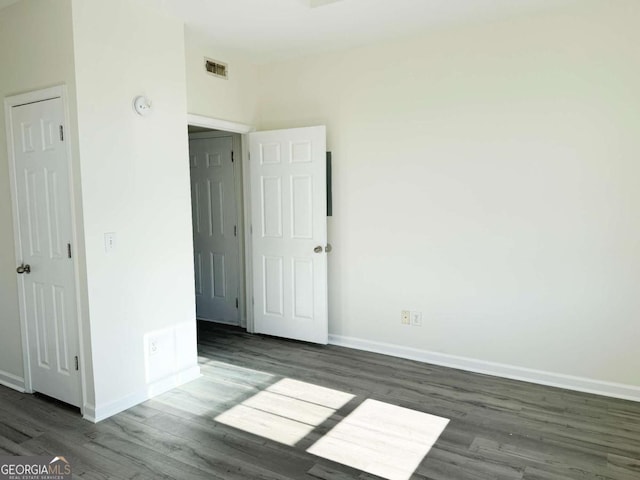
16,264,31,274
325,244,332,253
313,246,323,253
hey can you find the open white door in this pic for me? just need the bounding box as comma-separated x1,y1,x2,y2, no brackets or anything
249,126,328,344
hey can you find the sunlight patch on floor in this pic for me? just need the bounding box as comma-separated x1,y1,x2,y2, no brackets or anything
214,378,355,446
307,399,449,480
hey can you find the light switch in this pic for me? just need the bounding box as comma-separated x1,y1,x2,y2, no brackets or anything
104,232,116,253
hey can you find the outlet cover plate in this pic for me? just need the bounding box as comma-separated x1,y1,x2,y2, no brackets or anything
149,339,159,356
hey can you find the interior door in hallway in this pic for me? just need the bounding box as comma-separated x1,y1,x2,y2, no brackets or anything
189,135,240,325
9,95,82,407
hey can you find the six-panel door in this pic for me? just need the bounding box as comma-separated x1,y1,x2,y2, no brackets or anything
249,126,328,344
189,135,240,325
11,97,81,407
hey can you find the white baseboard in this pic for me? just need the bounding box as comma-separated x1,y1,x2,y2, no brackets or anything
83,365,201,423
328,334,640,403
0,370,25,392
82,402,97,422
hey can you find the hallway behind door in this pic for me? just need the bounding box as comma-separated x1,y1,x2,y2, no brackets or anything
189,133,241,326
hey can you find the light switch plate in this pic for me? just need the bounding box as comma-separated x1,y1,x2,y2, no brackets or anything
104,232,116,253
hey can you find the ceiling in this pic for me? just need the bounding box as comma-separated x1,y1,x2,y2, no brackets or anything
1,0,581,63
140,0,580,63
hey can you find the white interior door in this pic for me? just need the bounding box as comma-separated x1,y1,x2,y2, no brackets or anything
8,96,81,407
189,135,240,325
249,126,328,344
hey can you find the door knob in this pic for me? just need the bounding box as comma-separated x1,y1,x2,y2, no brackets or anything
313,246,323,253
16,264,31,274
325,244,332,253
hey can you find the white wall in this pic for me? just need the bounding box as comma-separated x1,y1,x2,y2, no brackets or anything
257,1,640,389
0,0,91,393
185,28,259,126
71,0,199,420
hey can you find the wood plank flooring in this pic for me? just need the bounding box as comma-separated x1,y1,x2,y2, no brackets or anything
0,321,638,479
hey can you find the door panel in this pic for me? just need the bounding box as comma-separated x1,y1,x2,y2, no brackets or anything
189,136,240,325
249,126,328,344
261,176,283,237
11,97,81,407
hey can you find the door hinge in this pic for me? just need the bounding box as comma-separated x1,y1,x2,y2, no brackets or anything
74,356,79,371
250,225,253,235
235,298,239,309
248,152,251,161
231,151,234,163
234,225,237,236
59,125,64,141
67,243,72,259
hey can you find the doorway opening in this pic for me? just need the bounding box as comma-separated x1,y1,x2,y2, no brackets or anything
186,114,329,345
187,125,247,328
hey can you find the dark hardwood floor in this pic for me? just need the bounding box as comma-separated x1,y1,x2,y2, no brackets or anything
0,321,638,479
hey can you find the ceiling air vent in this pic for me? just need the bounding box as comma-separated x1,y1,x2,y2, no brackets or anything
205,58,228,79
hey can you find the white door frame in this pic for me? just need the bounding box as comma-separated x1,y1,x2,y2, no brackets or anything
4,85,88,411
187,114,256,332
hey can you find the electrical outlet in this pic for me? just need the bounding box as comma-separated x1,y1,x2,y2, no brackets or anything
411,311,423,326
149,338,159,356
401,310,411,325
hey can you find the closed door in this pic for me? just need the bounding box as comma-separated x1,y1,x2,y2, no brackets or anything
249,126,328,344
9,96,81,407
189,135,240,325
